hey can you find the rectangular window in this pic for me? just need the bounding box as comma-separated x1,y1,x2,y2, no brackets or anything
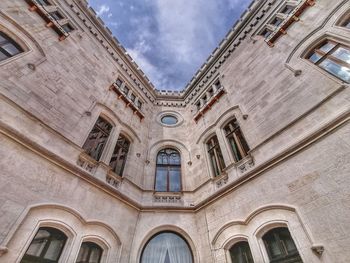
62,23,74,33
123,85,129,95
50,11,64,21
83,117,112,161
271,17,283,27
130,93,136,102
280,5,294,15
37,0,51,5
261,28,272,38
136,100,142,110
116,78,123,87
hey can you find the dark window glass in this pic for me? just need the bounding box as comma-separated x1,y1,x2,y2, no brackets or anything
261,29,272,38
115,78,123,87
271,17,283,27
263,227,302,263
155,149,181,192
76,242,103,263
20,227,67,263
141,232,193,263
37,0,51,5
50,11,64,21
224,119,250,162
136,100,142,110
230,241,254,263
342,19,350,29
130,93,136,102
280,5,293,15
123,86,129,95
109,134,130,176
83,117,113,161
161,115,178,125
207,135,225,177
62,23,74,33
0,32,23,62
308,40,350,83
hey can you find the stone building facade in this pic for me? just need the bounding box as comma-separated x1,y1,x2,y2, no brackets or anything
0,0,350,262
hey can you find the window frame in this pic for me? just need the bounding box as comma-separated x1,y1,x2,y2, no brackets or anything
75,241,103,263
306,39,350,83
228,241,255,263
154,148,182,192
0,31,24,62
109,134,130,176
206,135,226,177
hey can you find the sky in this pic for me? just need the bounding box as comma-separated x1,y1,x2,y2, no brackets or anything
88,0,252,91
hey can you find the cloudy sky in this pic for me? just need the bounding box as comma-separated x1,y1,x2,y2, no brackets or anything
88,0,251,91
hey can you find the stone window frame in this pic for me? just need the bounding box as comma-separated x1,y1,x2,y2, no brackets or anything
0,26,28,66
73,236,110,263
114,76,144,111
108,133,131,177
335,9,350,30
304,36,350,84
205,134,227,178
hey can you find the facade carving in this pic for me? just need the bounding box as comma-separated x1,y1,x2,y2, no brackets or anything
0,0,350,262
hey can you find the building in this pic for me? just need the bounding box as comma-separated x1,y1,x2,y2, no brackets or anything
0,0,349,262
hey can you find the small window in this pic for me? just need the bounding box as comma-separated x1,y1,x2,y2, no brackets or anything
0,32,23,62
130,93,136,102
341,18,350,29
224,119,250,162
208,87,214,97
123,85,129,95
37,0,51,5
62,23,74,33
196,101,201,110
20,227,67,263
109,134,130,176
271,17,283,27
155,148,181,192
161,115,178,125
262,227,302,263
115,78,123,87
76,242,103,263
202,94,207,102
136,100,142,110
207,135,225,177
261,28,272,38
229,241,254,263
307,40,350,83
280,5,294,15
214,80,221,89
83,117,113,161
50,11,64,21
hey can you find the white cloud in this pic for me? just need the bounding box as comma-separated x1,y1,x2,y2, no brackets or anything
96,4,110,16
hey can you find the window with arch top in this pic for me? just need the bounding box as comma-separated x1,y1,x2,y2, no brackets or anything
140,232,193,263
20,227,67,263
229,241,254,263
262,227,302,263
155,148,181,192
307,40,350,83
0,31,23,62
76,242,103,263
207,135,225,177
109,134,130,176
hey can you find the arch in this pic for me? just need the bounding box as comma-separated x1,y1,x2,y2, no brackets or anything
137,225,198,263
148,139,191,160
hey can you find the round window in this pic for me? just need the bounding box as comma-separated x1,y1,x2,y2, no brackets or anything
161,115,178,125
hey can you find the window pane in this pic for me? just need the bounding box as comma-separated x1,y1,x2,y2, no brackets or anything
161,115,178,125
44,239,65,260
169,167,181,192
109,135,130,176
230,242,254,263
155,166,167,191
308,52,322,63
320,58,350,83
332,46,350,64
319,42,336,53
2,43,21,56
228,136,242,162
209,151,220,177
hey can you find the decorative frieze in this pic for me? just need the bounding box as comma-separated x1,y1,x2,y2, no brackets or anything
237,156,255,174
153,193,182,203
106,172,121,189
77,153,97,173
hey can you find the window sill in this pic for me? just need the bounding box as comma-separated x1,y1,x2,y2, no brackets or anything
153,192,183,204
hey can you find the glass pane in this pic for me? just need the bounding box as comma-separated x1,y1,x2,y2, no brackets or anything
320,58,350,83
169,168,181,192
236,128,250,155
76,243,90,262
230,242,254,263
2,43,21,56
0,51,8,61
89,246,102,263
209,151,220,177
141,232,193,263
155,166,167,191
319,42,336,53
229,136,242,162
308,52,322,63
343,20,350,29
332,46,350,64
281,6,293,14
44,239,64,260
161,115,178,125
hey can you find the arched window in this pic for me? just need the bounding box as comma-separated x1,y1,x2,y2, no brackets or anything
83,117,113,161
223,119,250,162
307,40,350,83
262,227,302,263
140,232,193,263
0,32,23,62
229,241,254,263
109,134,130,176
76,242,103,263
207,135,225,177
155,148,181,192
20,227,67,263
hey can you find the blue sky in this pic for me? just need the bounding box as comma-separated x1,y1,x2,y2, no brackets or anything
88,0,251,91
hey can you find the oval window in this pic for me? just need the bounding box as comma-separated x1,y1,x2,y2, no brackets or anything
161,115,178,125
